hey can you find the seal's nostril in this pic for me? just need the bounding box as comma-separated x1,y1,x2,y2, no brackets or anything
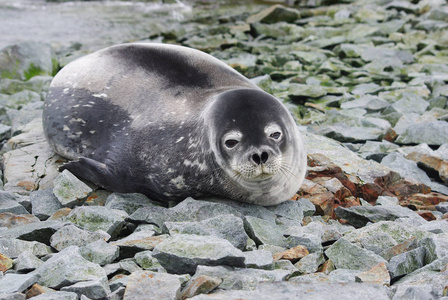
252,154,261,165
261,152,268,163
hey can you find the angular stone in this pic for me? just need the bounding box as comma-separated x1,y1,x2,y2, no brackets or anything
391,92,429,115
103,259,142,277
0,41,56,81
388,246,426,279
246,4,300,24
396,121,448,146
243,216,287,247
50,224,110,251
392,284,439,300
325,238,388,271
26,291,78,300
105,193,160,215
80,240,119,266
25,284,55,299
273,245,309,263
110,232,167,258
13,251,43,272
84,190,111,206
286,233,323,254
406,151,448,185
192,265,290,291
0,238,52,259
60,278,111,300
53,170,93,208
30,189,62,221
294,252,325,274
0,273,39,294
355,262,390,286
123,271,182,300
36,246,107,289
335,205,426,228
0,253,13,272
163,214,249,250
0,199,28,215
288,84,327,99
134,251,165,272
0,220,67,244
191,281,390,299
0,212,39,229
242,250,274,270
152,234,245,275
419,220,448,234
65,206,126,238
181,275,222,299
109,274,129,292
420,233,448,262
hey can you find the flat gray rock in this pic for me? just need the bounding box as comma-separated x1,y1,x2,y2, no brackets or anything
0,238,52,258
388,247,426,279
53,170,93,208
242,250,274,270
0,273,39,294
36,246,107,289
190,281,390,299
26,291,78,300
123,271,182,300
30,189,62,221
325,238,388,271
152,234,245,275
0,220,67,244
0,199,28,215
80,239,119,266
105,193,160,215
243,216,287,247
13,250,43,272
163,214,249,250
50,224,110,251
60,278,111,300
396,121,448,146
65,206,126,238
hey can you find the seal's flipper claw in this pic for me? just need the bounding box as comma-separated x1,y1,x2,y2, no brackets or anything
60,158,114,189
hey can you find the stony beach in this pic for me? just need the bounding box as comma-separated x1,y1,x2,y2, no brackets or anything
0,0,448,299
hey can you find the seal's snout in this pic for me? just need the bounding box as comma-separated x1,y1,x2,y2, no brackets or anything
250,151,269,165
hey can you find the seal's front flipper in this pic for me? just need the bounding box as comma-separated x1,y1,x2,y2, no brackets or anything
60,157,115,190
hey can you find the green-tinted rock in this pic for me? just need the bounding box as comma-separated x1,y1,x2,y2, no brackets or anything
325,238,388,271
247,5,300,24
53,170,93,208
243,216,287,247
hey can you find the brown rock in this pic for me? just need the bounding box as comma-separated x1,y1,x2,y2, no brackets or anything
180,275,222,299
297,178,328,196
307,192,336,217
417,211,437,221
382,237,417,261
384,128,398,143
356,262,390,286
404,192,448,206
0,253,13,272
273,245,309,263
48,207,72,220
25,284,55,298
0,212,39,228
318,259,335,274
406,152,448,184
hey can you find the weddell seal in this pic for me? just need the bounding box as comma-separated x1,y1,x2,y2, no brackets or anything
43,43,307,206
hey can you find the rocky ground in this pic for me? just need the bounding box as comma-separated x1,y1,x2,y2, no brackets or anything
0,0,448,299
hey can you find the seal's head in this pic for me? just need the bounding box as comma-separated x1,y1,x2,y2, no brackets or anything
204,89,306,206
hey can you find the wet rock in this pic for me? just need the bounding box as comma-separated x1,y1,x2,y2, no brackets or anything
13,251,43,272
65,206,126,238
0,238,52,259
36,246,107,289
105,193,160,215
30,189,62,221
163,214,249,250
325,238,388,271
123,271,182,300
60,278,111,300
192,265,290,291
80,240,119,266
0,220,67,244
53,170,93,208
152,234,245,275
50,224,110,251
246,5,300,24
243,216,287,247
0,41,56,81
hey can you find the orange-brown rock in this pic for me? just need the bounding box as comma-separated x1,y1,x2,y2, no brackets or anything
383,128,398,143
273,245,309,263
307,192,336,217
417,211,437,221
406,152,448,184
0,253,13,272
404,192,448,206
48,207,72,220
382,237,416,261
356,262,390,286
318,259,335,274
26,284,55,298
0,212,39,228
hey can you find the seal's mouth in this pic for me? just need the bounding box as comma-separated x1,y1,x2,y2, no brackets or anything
252,172,274,181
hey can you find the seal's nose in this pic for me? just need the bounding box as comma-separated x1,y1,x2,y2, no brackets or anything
251,151,269,165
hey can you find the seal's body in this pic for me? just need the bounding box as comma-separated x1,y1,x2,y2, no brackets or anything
43,43,306,206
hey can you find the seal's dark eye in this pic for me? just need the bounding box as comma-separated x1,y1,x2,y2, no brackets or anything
270,132,281,139
225,139,239,148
